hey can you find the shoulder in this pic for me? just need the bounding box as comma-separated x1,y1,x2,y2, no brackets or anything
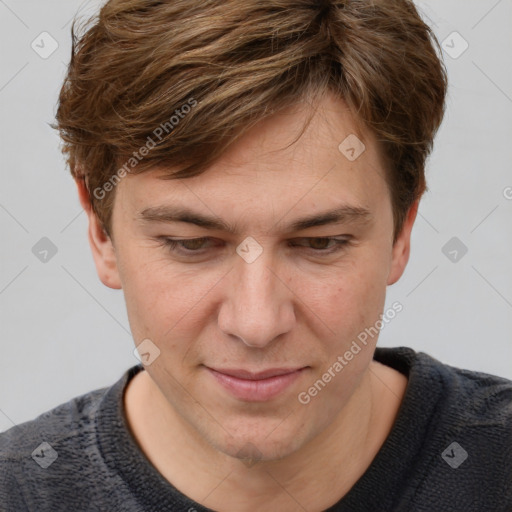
0,385,108,455
408,349,512,510
377,346,512,427
424,352,512,428
0,385,109,510
402,348,512,458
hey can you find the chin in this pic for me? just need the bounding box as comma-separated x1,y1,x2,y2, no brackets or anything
206,418,313,465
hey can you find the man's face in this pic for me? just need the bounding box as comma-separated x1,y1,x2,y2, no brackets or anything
95,92,413,462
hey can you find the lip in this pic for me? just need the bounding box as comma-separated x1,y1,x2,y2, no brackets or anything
205,366,308,402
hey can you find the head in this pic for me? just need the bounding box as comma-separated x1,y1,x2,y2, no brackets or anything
55,0,447,462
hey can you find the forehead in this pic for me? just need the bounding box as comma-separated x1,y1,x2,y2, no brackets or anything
116,93,391,229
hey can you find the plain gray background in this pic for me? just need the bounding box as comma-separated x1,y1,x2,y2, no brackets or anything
1,0,511,434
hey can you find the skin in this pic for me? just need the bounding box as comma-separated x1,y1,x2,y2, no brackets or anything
77,91,416,511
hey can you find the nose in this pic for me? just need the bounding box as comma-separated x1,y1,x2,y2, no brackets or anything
218,248,295,348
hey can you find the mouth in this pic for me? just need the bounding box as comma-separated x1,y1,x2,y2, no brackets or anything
205,366,308,402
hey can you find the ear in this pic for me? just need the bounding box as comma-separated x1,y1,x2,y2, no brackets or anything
76,179,122,290
387,199,419,286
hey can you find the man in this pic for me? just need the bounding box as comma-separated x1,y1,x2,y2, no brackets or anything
1,1,511,511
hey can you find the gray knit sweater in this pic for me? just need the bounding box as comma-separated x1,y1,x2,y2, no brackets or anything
1,346,511,511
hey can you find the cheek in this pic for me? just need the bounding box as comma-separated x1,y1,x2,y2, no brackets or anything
297,266,387,420
119,249,222,346
302,257,388,342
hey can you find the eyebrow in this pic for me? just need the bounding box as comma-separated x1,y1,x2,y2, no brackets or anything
137,203,373,234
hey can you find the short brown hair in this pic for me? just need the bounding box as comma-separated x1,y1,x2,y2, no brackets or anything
54,0,447,244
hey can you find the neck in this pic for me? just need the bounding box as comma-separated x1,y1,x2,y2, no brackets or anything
123,361,401,511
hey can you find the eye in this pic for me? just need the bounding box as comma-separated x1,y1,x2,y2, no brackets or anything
289,237,351,255
161,236,351,257
162,237,214,254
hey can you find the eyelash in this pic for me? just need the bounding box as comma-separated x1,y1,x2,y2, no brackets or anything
161,237,351,257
